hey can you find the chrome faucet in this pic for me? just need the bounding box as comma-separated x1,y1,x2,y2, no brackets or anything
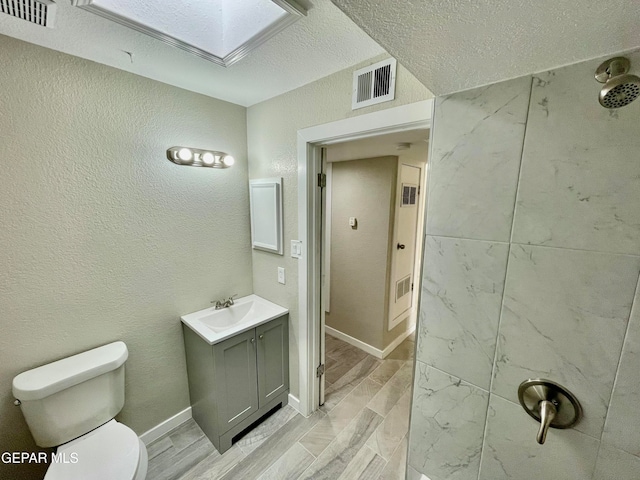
212,294,237,310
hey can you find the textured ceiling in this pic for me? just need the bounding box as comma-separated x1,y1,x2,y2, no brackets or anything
326,129,429,162
331,0,640,95
0,0,384,106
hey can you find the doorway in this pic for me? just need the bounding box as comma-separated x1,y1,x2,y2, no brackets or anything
320,130,429,408
295,106,431,478
296,99,433,418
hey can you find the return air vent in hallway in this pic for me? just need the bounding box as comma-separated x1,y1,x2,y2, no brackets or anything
396,274,412,301
352,58,397,110
0,0,56,27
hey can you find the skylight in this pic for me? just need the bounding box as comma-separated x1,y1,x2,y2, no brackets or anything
73,0,307,67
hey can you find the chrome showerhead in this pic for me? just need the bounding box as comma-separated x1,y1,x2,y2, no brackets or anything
595,57,640,109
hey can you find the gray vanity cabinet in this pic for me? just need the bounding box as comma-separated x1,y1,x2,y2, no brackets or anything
256,315,288,406
213,329,259,432
183,314,289,454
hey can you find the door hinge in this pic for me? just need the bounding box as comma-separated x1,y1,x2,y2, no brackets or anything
316,363,325,377
417,186,421,195
411,283,414,291
317,173,326,188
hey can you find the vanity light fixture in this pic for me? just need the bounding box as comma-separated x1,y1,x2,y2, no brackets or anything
166,146,235,169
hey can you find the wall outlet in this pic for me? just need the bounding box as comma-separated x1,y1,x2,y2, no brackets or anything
277,267,286,284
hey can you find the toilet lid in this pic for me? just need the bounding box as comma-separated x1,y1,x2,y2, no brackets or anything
45,420,140,480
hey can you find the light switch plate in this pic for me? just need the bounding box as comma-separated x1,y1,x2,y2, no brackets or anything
277,267,286,284
291,240,302,259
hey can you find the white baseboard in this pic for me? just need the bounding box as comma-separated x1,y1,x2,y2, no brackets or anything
139,406,192,445
325,326,383,359
287,393,301,413
382,324,415,358
326,324,415,360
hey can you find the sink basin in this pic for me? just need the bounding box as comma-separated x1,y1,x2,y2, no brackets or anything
199,302,254,333
181,294,288,345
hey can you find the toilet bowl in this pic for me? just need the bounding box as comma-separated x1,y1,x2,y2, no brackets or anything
44,420,148,480
13,341,148,480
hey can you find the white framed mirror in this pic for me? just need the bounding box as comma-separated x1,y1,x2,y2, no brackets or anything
249,178,283,255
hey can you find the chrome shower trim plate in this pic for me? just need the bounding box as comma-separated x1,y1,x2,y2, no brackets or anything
518,378,582,430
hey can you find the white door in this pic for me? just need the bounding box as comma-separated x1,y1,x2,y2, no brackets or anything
319,151,328,406
389,164,421,329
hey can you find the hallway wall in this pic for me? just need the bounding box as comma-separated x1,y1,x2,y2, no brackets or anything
326,156,398,350
408,49,640,480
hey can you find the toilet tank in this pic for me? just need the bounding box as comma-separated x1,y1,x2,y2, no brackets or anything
12,341,129,448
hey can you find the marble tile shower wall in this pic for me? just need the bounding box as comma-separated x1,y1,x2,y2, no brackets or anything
408,50,640,480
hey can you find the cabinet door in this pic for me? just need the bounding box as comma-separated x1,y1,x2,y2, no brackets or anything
256,315,289,407
213,329,258,431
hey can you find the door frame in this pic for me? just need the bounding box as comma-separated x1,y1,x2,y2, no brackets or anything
296,99,434,416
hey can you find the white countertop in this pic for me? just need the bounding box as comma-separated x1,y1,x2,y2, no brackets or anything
181,294,288,345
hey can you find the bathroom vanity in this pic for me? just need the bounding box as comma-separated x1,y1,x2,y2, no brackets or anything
181,295,289,453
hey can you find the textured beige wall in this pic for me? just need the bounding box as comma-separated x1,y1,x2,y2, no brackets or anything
326,143,429,351
247,54,432,398
0,36,252,480
326,157,397,350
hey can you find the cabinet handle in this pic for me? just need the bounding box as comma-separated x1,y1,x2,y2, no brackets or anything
259,334,264,340
250,338,255,344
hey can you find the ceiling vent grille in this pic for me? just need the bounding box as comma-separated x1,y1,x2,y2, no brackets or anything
352,58,397,110
0,0,56,27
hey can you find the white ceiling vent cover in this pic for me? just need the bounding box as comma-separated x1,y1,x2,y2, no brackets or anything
352,58,397,110
0,0,56,27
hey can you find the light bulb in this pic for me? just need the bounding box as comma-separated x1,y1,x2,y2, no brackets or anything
222,155,235,167
201,152,215,166
177,148,193,162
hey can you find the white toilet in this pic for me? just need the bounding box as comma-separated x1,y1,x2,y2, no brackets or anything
12,341,148,480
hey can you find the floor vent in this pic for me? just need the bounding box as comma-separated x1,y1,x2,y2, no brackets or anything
0,0,56,28
352,58,397,110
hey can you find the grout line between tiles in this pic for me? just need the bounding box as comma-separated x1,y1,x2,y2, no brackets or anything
427,233,511,246
591,442,603,480
477,75,535,480
418,361,490,394
324,362,374,413
510,241,640,258
600,268,640,441
475,236,507,476
423,235,640,259
297,441,317,459
508,76,533,245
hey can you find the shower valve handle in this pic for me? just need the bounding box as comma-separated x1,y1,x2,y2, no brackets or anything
536,400,557,444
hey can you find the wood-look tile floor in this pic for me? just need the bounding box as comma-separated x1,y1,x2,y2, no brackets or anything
147,333,415,480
